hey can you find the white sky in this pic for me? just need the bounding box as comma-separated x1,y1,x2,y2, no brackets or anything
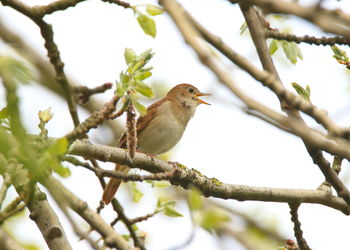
1,0,350,249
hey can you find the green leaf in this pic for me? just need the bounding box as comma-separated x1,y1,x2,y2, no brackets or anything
134,71,152,81
331,45,349,64
132,99,147,116
130,49,154,74
48,137,68,156
297,45,303,60
116,82,126,97
135,80,154,98
156,197,175,210
306,85,311,97
164,206,183,217
137,14,157,38
150,181,170,188
199,208,231,231
291,82,310,101
38,107,53,123
131,182,143,202
124,48,137,65
52,162,71,177
122,234,131,241
120,71,130,85
269,39,279,55
281,41,302,64
0,107,9,120
0,56,33,84
146,4,164,16
188,187,203,211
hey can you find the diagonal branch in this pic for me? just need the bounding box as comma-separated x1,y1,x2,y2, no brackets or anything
228,0,350,39
43,176,134,250
239,4,350,207
1,0,80,127
158,0,350,206
0,18,123,141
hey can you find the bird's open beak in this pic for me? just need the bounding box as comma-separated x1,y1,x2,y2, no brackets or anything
195,92,211,105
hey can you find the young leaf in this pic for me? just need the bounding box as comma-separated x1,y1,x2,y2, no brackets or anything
150,181,170,188
135,80,154,98
331,45,349,65
47,137,68,156
134,71,152,81
281,41,302,64
116,82,126,97
0,107,9,121
188,187,203,211
0,56,33,85
132,98,147,116
52,162,71,177
124,48,137,65
164,206,183,217
156,197,175,210
199,208,231,231
269,39,279,55
146,4,164,16
131,182,143,202
291,82,310,101
137,14,156,38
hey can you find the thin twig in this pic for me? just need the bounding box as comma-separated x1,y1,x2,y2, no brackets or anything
0,0,80,127
64,155,177,182
110,199,146,250
74,82,113,104
0,198,25,224
266,30,350,46
65,95,120,142
129,211,158,224
289,203,311,250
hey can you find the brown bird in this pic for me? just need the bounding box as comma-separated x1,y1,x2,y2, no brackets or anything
102,83,210,204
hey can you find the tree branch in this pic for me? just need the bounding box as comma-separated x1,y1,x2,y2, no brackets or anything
229,0,350,39
0,18,123,140
69,140,350,214
289,203,311,250
0,228,23,250
266,30,350,46
158,0,350,207
1,0,80,127
43,176,134,250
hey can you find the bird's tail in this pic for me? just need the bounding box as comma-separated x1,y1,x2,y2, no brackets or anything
102,165,130,204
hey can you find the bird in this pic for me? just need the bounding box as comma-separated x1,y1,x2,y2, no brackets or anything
102,83,210,204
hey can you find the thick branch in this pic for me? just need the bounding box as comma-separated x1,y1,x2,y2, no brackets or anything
43,176,134,250
158,0,350,206
240,4,350,206
69,140,350,214
173,1,350,139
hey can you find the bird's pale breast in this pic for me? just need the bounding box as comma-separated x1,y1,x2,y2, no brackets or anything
137,101,187,155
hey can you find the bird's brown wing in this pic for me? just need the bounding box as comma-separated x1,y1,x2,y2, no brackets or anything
115,97,166,148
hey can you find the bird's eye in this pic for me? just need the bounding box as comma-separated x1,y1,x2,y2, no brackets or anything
188,88,194,93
